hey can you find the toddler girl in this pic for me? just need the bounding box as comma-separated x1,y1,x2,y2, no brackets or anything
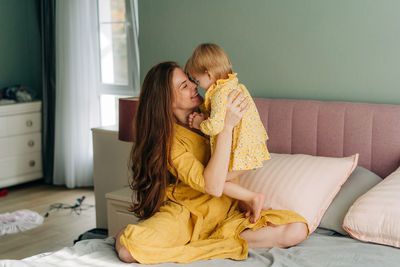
185,43,270,223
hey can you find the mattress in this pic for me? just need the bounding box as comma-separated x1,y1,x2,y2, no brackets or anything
1,228,399,267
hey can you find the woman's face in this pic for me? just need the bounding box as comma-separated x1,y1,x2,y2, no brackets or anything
171,68,203,111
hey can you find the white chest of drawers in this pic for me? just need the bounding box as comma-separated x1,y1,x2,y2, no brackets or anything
0,101,43,188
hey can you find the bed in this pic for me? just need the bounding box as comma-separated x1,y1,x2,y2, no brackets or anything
2,98,400,267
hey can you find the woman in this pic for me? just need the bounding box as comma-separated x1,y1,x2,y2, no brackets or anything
115,62,308,264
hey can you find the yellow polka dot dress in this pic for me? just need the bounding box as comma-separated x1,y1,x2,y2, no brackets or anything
201,73,270,171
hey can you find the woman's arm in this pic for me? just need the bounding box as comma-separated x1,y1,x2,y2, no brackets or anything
203,90,249,197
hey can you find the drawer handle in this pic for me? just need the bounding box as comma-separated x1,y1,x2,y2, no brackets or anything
28,140,35,147
26,120,33,127
29,160,36,167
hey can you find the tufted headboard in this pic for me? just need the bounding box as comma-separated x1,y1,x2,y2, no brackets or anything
253,98,400,178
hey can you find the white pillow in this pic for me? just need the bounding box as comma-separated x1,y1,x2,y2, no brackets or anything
239,153,359,233
343,166,400,248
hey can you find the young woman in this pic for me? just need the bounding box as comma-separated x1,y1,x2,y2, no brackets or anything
115,62,308,264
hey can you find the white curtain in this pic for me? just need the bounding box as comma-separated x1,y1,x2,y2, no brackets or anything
54,0,100,188
129,0,140,94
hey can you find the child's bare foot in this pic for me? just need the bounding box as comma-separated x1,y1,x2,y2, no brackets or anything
249,193,265,223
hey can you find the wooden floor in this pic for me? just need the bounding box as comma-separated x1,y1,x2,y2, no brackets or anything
0,181,96,260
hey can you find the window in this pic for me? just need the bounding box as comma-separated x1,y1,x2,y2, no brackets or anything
97,0,139,126
99,94,129,126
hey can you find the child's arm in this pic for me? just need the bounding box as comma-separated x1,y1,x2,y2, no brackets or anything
200,87,231,136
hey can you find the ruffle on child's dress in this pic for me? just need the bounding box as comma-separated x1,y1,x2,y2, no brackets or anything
0,209,43,235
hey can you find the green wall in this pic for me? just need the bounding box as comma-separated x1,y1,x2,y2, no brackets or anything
138,0,400,104
0,0,42,99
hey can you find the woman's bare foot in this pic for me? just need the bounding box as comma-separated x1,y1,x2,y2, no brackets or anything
249,193,265,223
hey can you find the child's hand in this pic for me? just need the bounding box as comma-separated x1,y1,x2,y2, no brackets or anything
188,112,205,130
238,201,251,218
188,112,199,128
192,113,205,129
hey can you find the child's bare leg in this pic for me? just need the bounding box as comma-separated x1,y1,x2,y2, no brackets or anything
223,181,265,223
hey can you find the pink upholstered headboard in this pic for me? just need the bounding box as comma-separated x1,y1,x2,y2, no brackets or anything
254,98,400,178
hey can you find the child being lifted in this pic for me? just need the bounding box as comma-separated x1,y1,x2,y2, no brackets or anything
185,43,270,223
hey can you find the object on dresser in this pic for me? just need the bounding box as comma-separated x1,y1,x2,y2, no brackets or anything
0,85,35,103
118,97,139,142
0,101,43,188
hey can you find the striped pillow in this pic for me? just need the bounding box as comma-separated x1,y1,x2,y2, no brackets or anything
239,153,358,233
343,166,400,248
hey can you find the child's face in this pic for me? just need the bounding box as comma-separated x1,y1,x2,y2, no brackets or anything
191,72,216,91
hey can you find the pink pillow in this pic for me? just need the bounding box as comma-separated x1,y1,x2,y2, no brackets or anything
239,153,359,233
343,166,400,248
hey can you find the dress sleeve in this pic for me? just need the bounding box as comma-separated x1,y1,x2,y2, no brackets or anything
200,86,230,136
168,140,206,193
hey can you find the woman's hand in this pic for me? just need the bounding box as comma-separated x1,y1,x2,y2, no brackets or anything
224,90,249,131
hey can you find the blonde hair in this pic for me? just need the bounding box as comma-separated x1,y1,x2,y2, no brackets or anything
185,43,232,80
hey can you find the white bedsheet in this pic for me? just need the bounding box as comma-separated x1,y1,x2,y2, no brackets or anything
1,229,400,267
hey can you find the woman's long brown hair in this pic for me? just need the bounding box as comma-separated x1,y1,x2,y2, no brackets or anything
129,61,179,220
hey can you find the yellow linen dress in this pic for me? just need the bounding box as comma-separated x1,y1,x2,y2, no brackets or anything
201,73,270,171
119,124,308,264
